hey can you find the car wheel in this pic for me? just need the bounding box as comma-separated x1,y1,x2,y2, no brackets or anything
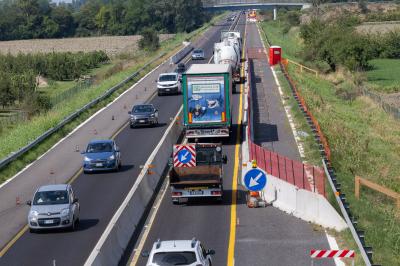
70,217,76,231
130,124,134,129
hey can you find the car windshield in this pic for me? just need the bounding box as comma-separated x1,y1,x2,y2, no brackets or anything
193,50,203,54
86,142,113,153
152,251,197,266
196,147,222,165
33,190,69,205
159,75,177,82
133,105,154,113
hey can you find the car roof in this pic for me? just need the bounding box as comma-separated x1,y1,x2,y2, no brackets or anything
88,139,113,144
152,240,199,253
159,72,177,76
37,184,69,192
133,104,154,108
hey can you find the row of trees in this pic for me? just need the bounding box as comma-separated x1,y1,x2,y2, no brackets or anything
0,0,208,41
0,51,109,110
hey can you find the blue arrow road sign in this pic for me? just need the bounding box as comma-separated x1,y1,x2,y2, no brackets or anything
178,148,192,164
243,168,267,191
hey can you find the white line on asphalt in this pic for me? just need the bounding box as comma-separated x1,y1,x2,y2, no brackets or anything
325,231,345,266
0,51,172,190
129,180,170,265
84,106,182,265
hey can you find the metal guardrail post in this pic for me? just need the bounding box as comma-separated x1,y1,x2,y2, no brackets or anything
322,160,374,266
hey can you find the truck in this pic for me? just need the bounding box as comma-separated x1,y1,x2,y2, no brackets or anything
214,31,242,83
182,64,232,139
169,143,227,204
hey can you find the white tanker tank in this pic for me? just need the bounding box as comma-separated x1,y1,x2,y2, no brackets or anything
213,34,242,84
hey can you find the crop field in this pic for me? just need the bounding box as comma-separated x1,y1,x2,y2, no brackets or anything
357,22,400,34
0,34,174,56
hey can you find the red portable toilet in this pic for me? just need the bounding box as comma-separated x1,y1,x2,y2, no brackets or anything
269,46,282,65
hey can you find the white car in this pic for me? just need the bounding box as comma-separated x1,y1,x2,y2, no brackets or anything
157,73,181,96
143,238,215,266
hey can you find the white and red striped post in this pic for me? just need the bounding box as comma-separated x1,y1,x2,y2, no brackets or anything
310,250,355,266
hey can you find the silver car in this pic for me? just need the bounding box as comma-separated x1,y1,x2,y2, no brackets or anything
27,184,80,232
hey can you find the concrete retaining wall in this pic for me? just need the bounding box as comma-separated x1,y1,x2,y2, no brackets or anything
170,42,193,64
84,107,183,266
259,168,348,231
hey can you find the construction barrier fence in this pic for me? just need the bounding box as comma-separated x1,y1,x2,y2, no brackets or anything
246,52,326,197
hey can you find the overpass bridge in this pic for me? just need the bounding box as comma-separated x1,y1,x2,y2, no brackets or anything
202,0,310,10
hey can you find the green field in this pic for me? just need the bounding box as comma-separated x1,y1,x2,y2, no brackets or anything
0,12,227,184
261,19,400,266
366,59,400,93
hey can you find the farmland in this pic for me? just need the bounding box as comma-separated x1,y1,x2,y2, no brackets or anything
0,34,174,56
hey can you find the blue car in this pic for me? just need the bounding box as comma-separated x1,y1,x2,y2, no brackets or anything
82,140,121,173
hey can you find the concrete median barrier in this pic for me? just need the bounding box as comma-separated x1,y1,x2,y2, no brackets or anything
261,173,347,231
170,42,193,65
85,107,183,266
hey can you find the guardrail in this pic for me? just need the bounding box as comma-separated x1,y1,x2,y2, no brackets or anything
84,107,183,266
0,51,169,171
260,24,380,266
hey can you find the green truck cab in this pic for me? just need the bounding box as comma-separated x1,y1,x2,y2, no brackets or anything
182,64,232,139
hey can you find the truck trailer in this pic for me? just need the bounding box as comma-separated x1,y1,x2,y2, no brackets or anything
182,64,232,139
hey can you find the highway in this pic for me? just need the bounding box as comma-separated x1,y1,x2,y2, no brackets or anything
0,15,239,266
131,13,334,266
132,13,246,266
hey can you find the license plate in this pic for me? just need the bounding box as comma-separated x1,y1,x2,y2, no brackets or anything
96,163,103,167
44,220,54,224
190,190,204,195
166,89,170,91
139,120,145,123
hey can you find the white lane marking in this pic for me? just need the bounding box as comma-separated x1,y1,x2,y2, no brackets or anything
325,231,345,266
0,52,172,190
84,106,182,265
129,179,170,266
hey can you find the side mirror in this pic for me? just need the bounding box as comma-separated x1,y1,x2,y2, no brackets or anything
207,249,215,255
81,151,85,155
128,111,131,114
155,79,158,82
222,155,228,164
26,200,32,206
141,251,150,257
115,148,120,153
73,198,79,203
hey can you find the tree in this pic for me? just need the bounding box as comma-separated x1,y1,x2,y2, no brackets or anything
139,27,159,51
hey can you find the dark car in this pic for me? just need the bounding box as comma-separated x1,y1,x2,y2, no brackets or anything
128,104,159,128
175,63,186,79
82,139,121,173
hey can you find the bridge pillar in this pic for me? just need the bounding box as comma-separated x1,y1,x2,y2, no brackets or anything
273,7,277,21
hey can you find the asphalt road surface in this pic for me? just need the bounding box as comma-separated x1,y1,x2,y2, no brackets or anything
0,14,238,266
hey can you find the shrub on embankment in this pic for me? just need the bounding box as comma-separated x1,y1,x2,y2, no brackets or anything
261,8,400,266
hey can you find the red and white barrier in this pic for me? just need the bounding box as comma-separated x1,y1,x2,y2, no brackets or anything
310,249,355,258
310,250,355,266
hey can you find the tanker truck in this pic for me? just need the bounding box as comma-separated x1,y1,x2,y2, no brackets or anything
214,31,242,87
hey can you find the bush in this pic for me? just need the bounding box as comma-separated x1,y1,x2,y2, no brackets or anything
139,28,160,51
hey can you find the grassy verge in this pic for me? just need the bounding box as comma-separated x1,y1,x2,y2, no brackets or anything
366,58,400,93
0,12,227,184
260,19,400,266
